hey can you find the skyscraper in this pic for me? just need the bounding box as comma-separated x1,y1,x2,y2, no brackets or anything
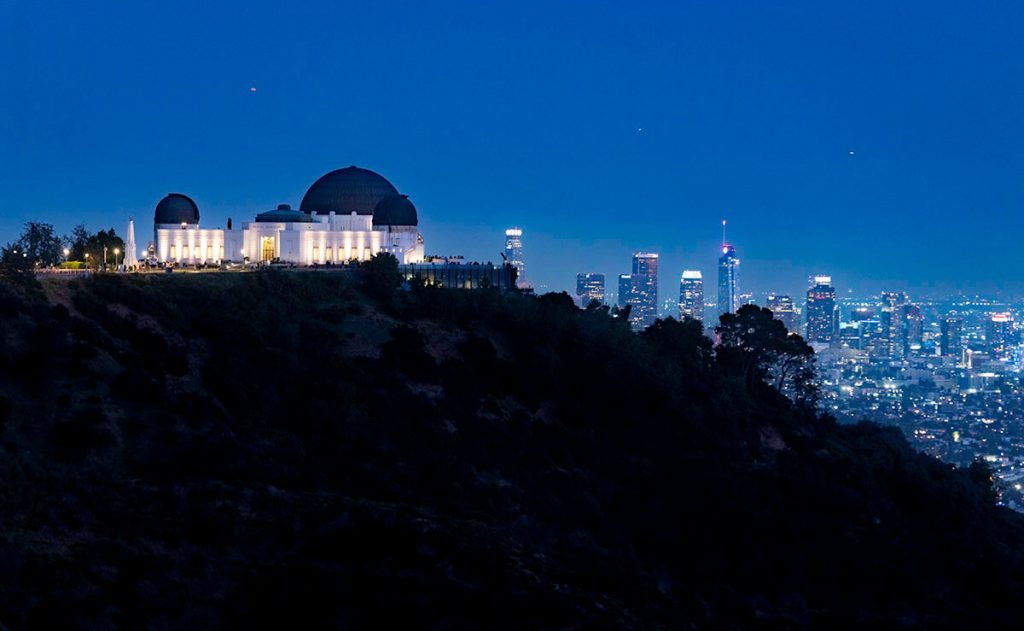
766,293,798,333
717,244,740,317
940,316,963,358
678,270,704,321
987,313,1014,357
805,275,837,344
900,304,924,356
504,227,526,287
618,252,659,330
576,273,606,306
879,291,909,358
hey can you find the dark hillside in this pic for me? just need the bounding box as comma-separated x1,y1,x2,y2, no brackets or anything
0,270,1022,628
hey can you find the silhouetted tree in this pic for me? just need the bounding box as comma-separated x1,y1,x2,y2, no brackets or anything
363,252,402,300
611,303,632,323
0,242,33,273
716,304,818,407
641,316,713,378
64,224,92,261
968,459,998,504
82,229,125,270
15,222,64,267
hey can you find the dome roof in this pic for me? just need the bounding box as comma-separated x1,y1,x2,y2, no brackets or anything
299,166,398,216
255,203,314,223
372,194,418,227
154,193,199,225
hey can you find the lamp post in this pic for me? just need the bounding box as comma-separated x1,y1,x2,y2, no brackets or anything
114,248,121,270
103,246,108,270
63,248,69,265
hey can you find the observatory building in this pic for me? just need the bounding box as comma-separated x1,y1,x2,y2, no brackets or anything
153,166,425,265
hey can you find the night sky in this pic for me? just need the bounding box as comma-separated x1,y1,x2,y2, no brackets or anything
3,1,1023,299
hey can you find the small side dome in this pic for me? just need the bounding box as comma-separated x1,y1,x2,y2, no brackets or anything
155,193,199,225
372,194,418,227
256,203,315,223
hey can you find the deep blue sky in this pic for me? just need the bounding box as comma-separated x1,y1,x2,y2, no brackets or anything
3,1,1023,299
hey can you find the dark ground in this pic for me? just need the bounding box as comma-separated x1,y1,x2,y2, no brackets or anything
0,269,1022,628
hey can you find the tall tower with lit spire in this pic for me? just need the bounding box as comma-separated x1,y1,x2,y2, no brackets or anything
504,227,527,288
717,220,740,317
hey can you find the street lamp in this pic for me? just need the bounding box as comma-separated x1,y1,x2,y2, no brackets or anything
114,248,121,269
63,248,69,263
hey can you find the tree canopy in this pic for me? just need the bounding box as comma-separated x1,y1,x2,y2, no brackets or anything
12,222,64,267
716,304,819,407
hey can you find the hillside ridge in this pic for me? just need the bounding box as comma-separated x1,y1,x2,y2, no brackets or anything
0,270,1022,628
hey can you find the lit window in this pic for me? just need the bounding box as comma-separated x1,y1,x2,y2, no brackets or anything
207,245,213,260
325,247,333,261
182,245,190,259
170,245,177,259
313,246,320,262
219,245,224,260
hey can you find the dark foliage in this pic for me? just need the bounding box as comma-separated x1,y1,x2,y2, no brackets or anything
362,252,402,301
0,272,1022,628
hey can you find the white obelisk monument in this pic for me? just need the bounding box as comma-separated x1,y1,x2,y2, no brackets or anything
125,217,138,268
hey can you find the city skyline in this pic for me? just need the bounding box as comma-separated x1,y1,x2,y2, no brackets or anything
5,2,1024,299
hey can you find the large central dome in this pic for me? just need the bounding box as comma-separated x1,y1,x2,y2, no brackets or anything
154,193,200,225
299,166,399,216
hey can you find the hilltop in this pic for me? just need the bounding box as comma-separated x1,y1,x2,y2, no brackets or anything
0,269,1023,628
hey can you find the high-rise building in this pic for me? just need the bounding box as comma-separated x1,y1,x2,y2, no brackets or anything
618,274,640,330
618,252,659,330
766,293,798,333
717,244,740,316
987,313,1014,357
838,321,863,350
848,307,876,322
504,227,526,287
576,273,606,306
940,316,963,358
858,318,886,357
678,270,704,321
805,275,837,344
879,291,909,358
901,304,924,356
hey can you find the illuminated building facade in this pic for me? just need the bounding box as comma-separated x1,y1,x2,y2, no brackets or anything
900,304,924,356
504,228,527,287
987,313,1014,357
153,166,425,267
940,316,963,358
717,244,740,317
805,275,838,344
879,291,909,358
400,261,516,290
678,270,704,321
576,272,606,306
766,293,798,333
619,252,659,330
